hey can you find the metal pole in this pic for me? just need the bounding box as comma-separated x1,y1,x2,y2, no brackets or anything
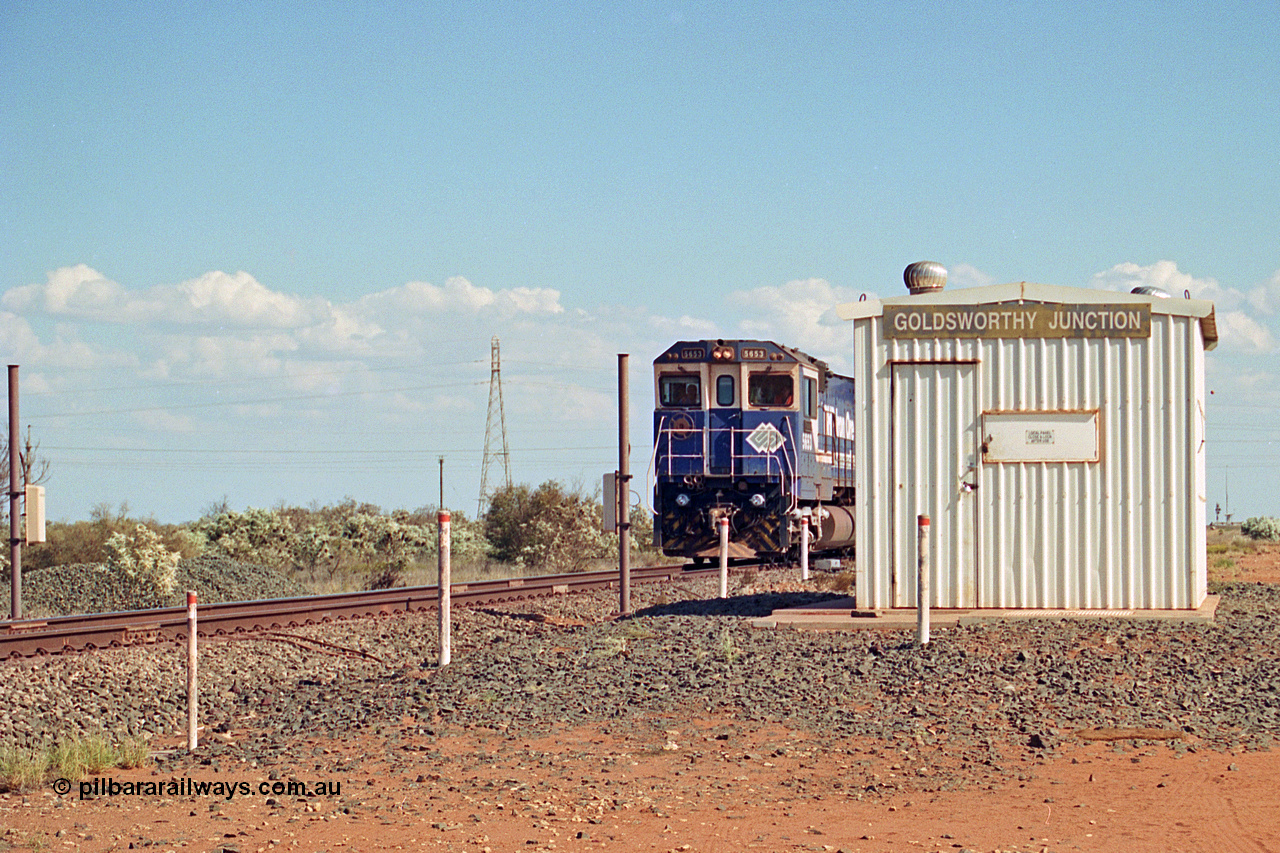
186,591,198,750
438,456,444,511
8,365,19,620
917,515,930,647
618,354,631,616
718,517,729,599
438,510,451,666
800,515,811,582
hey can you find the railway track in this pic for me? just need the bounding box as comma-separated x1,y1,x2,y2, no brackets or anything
1,563,718,659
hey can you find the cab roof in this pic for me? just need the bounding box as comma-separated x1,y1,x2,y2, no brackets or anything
654,339,833,370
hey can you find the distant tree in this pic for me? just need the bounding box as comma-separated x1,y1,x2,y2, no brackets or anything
0,427,51,529
26,503,198,570
0,426,51,488
483,481,614,572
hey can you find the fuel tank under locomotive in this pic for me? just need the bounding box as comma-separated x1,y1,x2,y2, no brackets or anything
811,504,856,550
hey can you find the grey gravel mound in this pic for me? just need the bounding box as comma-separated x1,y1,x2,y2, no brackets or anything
5,554,307,617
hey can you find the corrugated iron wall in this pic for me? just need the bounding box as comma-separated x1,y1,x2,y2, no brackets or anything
853,311,1208,610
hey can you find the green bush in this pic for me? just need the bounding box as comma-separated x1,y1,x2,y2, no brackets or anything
1241,516,1280,541
104,524,181,598
195,507,299,568
484,481,614,572
26,503,197,570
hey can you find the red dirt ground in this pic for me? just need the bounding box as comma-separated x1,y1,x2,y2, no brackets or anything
5,545,1278,852
3,716,1278,853
1225,543,1280,585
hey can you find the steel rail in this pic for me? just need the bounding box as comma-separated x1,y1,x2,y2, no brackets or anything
1,563,715,659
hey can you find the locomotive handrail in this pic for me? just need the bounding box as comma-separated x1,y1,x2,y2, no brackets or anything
781,417,800,513
818,432,856,486
654,422,794,493
645,415,666,517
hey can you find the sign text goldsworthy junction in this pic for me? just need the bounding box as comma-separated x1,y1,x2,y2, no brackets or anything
884,302,1151,339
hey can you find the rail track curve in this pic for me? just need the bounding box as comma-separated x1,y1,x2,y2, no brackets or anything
1,563,716,659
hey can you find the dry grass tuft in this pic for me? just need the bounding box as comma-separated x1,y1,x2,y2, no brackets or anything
813,570,856,592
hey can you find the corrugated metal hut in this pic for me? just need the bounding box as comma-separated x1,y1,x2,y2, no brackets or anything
835,264,1218,611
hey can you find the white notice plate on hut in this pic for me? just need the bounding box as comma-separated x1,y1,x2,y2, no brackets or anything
982,411,1099,463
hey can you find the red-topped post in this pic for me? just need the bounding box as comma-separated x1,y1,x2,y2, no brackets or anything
438,510,451,666
187,591,198,750
917,515,931,647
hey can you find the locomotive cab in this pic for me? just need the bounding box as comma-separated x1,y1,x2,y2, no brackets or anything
652,340,855,560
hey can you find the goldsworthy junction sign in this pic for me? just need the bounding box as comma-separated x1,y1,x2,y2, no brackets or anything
884,300,1151,339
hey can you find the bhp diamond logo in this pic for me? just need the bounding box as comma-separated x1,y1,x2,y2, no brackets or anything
746,422,785,453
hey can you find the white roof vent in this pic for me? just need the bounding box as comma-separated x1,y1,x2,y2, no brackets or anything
905,261,947,295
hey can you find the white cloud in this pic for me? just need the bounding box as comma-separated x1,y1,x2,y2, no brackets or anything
498,286,563,315
174,270,327,328
0,311,45,355
1090,260,1223,301
1090,261,1280,355
294,308,388,356
1244,269,1280,316
3,264,127,318
726,278,858,368
134,409,197,433
360,276,564,318
646,313,720,339
4,265,329,328
1215,310,1276,354
948,263,999,289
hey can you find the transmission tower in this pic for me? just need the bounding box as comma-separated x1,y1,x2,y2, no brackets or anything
478,335,512,516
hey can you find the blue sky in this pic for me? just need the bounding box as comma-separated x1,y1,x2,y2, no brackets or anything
2,1,1278,523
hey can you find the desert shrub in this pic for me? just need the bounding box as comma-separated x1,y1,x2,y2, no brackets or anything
195,507,299,568
191,500,489,589
365,557,408,590
104,523,180,598
26,503,198,570
444,514,489,564
628,509,661,560
341,511,433,562
484,481,614,572
1241,516,1280,541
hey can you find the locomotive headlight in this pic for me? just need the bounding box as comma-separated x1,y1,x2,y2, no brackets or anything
674,493,691,507
749,493,767,508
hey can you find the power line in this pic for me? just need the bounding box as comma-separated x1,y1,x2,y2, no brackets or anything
29,380,486,419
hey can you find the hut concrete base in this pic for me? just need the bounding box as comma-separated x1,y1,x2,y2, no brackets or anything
750,594,1220,631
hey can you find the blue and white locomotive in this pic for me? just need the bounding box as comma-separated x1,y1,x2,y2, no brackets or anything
652,339,856,561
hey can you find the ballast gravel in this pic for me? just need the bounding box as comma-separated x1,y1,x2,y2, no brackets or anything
2,571,1277,796
4,554,307,617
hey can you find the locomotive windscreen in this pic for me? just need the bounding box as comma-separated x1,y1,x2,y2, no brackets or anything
659,374,701,407
747,372,794,408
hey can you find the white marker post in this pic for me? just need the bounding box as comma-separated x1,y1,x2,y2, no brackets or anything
917,515,930,647
718,517,729,599
800,515,811,582
186,590,198,751
438,510,452,667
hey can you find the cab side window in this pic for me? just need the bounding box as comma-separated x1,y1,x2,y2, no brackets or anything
804,377,818,420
